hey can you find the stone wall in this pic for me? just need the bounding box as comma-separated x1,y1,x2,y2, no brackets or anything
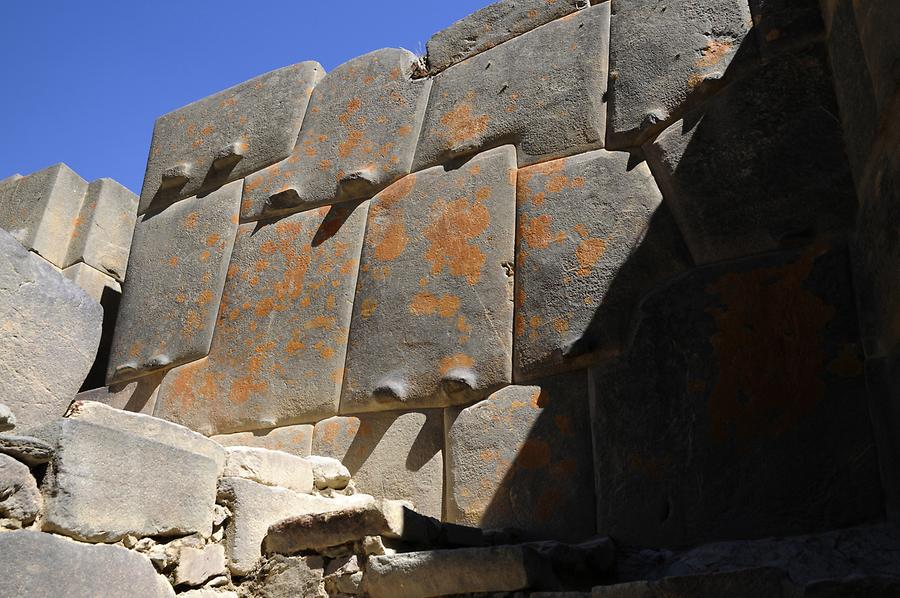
1,0,897,566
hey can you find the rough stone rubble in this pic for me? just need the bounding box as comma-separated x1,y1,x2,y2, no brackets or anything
1,0,899,596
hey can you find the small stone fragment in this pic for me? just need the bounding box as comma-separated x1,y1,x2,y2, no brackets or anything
175,544,227,587
222,446,314,494
305,455,351,490
0,453,41,524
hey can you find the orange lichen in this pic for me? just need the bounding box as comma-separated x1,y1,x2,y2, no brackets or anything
575,237,606,276
439,353,474,376
409,293,461,318
423,197,490,285
439,95,489,145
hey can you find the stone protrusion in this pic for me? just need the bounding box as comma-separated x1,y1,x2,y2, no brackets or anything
605,0,753,149
342,146,516,413
241,48,432,221
139,61,325,213
153,200,368,434
413,3,610,170
222,446,314,494
514,149,692,380
0,434,54,466
0,228,102,429
312,412,444,518
107,180,241,384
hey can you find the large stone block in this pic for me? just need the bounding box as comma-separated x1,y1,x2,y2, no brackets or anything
63,178,138,281
426,0,590,73
223,446,313,494
0,228,102,429
514,150,691,380
312,411,443,518
413,4,609,170
605,0,752,149
241,49,431,221
645,44,857,265
107,180,241,384
211,424,313,458
139,61,324,213
40,418,219,542
342,146,516,413
591,244,883,547
0,530,175,598
153,200,367,434
61,262,121,303
73,370,165,415
445,373,595,541
0,163,88,267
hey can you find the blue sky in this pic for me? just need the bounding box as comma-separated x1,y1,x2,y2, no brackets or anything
0,1,493,193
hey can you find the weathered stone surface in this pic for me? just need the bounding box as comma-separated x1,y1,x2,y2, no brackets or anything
0,403,14,432
0,228,102,429
73,370,165,415
107,180,241,383
61,262,121,303
264,500,405,554
241,49,431,221
591,244,882,547
140,61,324,213
241,555,326,598
0,453,41,523
153,201,367,434
63,178,138,281
40,419,218,542
445,373,595,541
223,446,313,494
0,163,88,267
0,530,175,597
342,146,516,413
644,44,857,265
365,545,530,598
174,544,226,587
514,150,691,380
606,0,752,148
217,476,373,575
426,0,590,73
306,455,351,490
0,434,53,466
211,424,313,457
312,412,443,518
64,399,225,473
413,4,609,170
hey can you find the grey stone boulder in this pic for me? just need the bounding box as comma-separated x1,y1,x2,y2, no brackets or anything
217,476,374,576
0,453,41,524
413,3,609,170
306,455,351,491
0,530,175,598
365,545,531,598
0,227,102,430
0,434,53,466
174,544,227,587
0,403,14,432
426,0,590,73
222,446,313,494
606,0,753,148
140,61,324,213
39,418,218,542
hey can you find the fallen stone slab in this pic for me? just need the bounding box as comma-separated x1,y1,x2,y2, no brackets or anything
153,200,368,434
174,544,227,587
240,48,431,221
306,455,351,491
0,228,102,429
263,499,406,554
0,453,41,524
413,3,609,170
40,419,218,542
426,0,590,73
0,434,53,466
65,399,225,474
605,0,752,148
211,424,313,458
0,530,175,598
107,180,241,384
140,61,324,213
217,476,374,576
0,403,14,432
223,446,313,494
364,545,531,598
63,177,139,281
